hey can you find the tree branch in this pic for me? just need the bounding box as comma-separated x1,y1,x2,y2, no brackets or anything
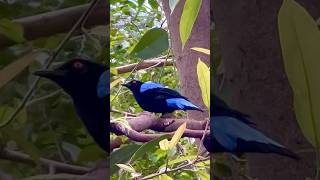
0,0,108,50
110,112,209,151
0,148,90,174
115,58,174,74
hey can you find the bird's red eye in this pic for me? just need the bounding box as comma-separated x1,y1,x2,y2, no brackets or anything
73,61,83,70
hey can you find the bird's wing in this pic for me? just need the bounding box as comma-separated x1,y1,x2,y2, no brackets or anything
166,98,201,110
212,116,284,151
97,70,109,98
140,81,165,93
143,87,186,100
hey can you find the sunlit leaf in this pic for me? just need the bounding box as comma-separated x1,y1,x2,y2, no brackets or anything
169,122,186,148
180,0,202,48
116,163,136,173
153,174,173,180
191,47,210,55
110,78,122,89
279,0,320,148
197,59,210,108
159,139,170,151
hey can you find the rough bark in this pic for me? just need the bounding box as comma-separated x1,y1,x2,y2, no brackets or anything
161,0,210,120
213,0,320,179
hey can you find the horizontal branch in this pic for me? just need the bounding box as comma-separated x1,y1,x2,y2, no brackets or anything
110,112,209,151
0,0,107,50
115,58,174,74
0,148,90,174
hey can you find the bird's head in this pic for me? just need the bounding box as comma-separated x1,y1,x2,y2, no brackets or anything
34,58,106,98
122,80,143,93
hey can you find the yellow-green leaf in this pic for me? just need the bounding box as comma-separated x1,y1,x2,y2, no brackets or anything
197,59,210,108
169,122,186,148
191,47,210,55
159,139,170,150
278,0,320,148
110,78,122,89
116,163,136,173
153,174,173,180
179,0,202,48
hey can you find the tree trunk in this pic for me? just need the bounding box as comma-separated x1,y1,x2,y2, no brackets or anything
213,0,320,179
161,0,210,120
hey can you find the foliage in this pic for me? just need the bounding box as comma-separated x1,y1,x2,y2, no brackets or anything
0,0,107,178
279,0,320,178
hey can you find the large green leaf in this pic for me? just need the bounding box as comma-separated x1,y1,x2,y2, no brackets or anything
179,0,202,48
0,18,25,43
278,0,320,148
130,135,169,162
129,28,169,59
110,144,140,175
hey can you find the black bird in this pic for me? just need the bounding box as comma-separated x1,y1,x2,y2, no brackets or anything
34,59,108,152
205,95,299,159
122,80,203,115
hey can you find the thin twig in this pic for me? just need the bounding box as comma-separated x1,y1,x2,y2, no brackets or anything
140,157,209,180
1,0,100,128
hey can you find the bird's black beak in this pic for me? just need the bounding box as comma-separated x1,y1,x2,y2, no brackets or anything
33,69,66,81
121,83,129,87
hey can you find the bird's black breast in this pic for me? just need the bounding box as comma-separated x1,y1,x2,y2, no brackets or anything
73,95,108,152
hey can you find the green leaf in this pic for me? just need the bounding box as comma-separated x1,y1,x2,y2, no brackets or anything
130,135,169,162
278,0,320,148
148,0,158,9
179,0,202,48
197,59,210,109
154,174,173,180
169,0,180,13
159,155,197,169
4,128,41,162
138,0,145,6
198,169,210,180
0,18,25,43
129,28,169,59
213,161,232,177
110,144,140,175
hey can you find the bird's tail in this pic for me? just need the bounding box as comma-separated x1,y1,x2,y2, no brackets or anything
268,145,300,160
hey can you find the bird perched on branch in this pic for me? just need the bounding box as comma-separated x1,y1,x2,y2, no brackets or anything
34,59,108,152
122,80,203,115
205,95,299,159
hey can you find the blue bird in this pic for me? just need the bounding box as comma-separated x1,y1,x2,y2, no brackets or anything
34,59,108,152
122,80,203,115
205,95,299,159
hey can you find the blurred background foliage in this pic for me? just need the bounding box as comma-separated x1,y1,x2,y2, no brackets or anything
0,0,107,178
